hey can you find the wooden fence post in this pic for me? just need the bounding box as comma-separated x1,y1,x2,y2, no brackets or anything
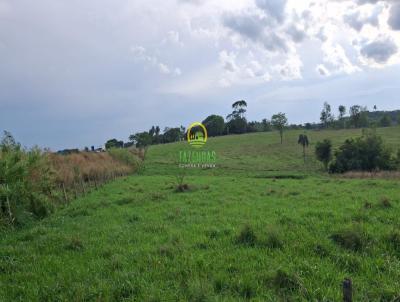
343,278,352,302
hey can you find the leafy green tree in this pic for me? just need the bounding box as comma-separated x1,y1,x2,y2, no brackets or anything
271,113,288,144
162,127,181,143
226,118,247,134
261,119,272,131
320,102,334,128
227,100,247,120
129,132,152,148
226,100,248,134
349,105,361,128
349,105,368,128
202,115,225,137
379,114,392,127
298,134,309,163
105,139,124,150
315,139,332,170
338,105,346,128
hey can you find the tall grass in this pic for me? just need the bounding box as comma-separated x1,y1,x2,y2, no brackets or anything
0,132,141,226
0,132,55,225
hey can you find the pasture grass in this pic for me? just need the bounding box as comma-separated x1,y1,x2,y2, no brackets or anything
1,127,400,300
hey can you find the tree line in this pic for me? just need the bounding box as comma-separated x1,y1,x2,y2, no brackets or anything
104,101,400,150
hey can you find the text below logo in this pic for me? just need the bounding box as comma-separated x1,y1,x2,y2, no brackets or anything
187,122,207,148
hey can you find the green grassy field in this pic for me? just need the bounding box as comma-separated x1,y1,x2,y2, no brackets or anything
1,127,400,301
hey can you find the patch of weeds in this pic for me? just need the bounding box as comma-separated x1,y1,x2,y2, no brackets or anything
387,230,400,252
175,183,191,193
265,188,276,196
186,279,213,302
66,208,90,218
113,280,141,301
313,244,330,258
116,197,134,206
352,212,369,223
288,191,300,196
235,224,257,246
272,269,302,294
101,248,113,259
205,228,220,240
145,224,165,234
64,237,84,251
226,265,239,275
256,174,306,180
0,255,18,274
330,226,369,251
379,197,392,208
233,278,256,299
175,172,191,193
213,274,229,293
158,237,182,259
195,242,209,250
333,253,361,273
264,226,283,249
166,208,181,221
364,201,373,209
128,214,140,223
109,255,123,271
150,192,166,201
277,215,296,226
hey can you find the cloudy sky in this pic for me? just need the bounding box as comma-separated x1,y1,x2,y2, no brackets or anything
1,0,400,150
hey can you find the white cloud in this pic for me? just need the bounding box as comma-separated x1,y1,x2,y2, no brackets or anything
158,63,171,74
276,53,303,80
321,43,361,75
130,45,181,76
219,50,239,72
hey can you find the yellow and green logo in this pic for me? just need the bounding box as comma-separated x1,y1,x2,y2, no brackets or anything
187,122,208,148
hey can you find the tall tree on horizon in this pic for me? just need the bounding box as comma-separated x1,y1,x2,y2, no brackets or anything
338,105,346,129
320,102,334,128
271,113,288,144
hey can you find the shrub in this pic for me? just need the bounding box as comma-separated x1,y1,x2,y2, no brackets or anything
315,139,332,170
265,226,283,249
330,226,369,251
379,197,392,208
387,231,400,252
236,224,257,246
329,134,395,173
272,270,302,293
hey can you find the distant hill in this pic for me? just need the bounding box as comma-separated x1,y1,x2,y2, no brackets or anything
145,126,400,177
367,109,400,123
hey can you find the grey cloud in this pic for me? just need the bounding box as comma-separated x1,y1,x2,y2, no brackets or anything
388,3,400,30
356,0,380,4
316,65,330,76
286,25,306,43
223,13,265,41
343,7,381,31
262,32,288,52
223,12,288,53
360,38,398,63
255,0,287,24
